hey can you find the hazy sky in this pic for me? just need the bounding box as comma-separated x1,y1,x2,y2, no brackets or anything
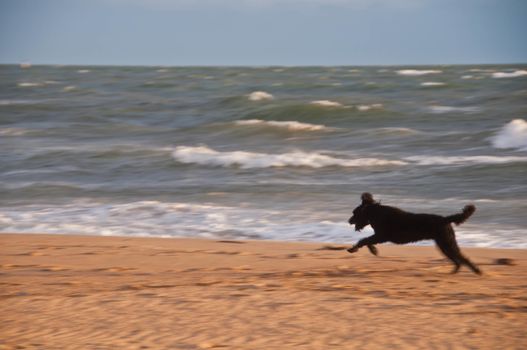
1,0,526,66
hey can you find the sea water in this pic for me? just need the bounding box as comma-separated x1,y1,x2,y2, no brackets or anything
1,64,526,247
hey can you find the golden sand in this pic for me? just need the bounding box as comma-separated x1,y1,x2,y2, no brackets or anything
1,234,526,349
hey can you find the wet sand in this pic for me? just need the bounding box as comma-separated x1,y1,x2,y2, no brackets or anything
1,233,526,349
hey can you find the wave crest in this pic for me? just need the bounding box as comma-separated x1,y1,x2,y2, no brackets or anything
427,105,480,114
172,146,406,169
234,119,327,131
491,119,527,150
248,91,274,101
421,82,446,87
17,82,44,87
310,100,343,107
396,69,442,76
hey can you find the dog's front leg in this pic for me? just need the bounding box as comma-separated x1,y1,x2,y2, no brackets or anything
347,235,384,255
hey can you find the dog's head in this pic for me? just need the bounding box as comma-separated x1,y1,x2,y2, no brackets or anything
348,192,376,231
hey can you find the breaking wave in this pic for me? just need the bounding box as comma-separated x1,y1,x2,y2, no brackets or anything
492,70,527,79
172,146,406,169
405,155,527,166
491,119,527,150
248,91,274,101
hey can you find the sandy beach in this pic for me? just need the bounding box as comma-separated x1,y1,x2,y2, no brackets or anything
1,233,526,349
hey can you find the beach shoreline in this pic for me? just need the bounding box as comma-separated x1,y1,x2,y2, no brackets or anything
1,233,526,349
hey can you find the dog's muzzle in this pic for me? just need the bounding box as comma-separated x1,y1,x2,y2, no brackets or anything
353,221,368,232
349,216,366,232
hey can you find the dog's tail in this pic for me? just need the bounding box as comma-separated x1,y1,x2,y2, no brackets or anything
444,204,476,225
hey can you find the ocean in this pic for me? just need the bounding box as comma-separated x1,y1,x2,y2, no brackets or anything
1,64,526,248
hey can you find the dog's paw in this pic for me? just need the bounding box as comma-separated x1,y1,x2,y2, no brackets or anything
347,246,358,254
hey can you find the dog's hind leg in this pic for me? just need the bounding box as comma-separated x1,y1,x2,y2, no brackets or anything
435,237,462,273
436,228,482,275
367,244,378,256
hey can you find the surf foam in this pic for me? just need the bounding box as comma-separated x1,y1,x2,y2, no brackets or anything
172,146,406,169
1,200,524,247
234,119,327,131
0,200,359,243
491,119,527,150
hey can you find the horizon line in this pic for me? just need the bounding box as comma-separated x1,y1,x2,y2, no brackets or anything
1,62,526,68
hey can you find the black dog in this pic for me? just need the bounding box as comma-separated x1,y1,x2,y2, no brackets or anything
347,193,481,275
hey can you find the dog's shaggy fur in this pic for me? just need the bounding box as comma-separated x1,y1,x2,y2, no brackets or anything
347,193,481,275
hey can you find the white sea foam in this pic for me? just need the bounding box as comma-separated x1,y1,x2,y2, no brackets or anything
1,200,524,248
0,99,39,106
0,127,29,136
356,104,383,111
427,105,480,114
420,82,446,87
491,119,527,150
77,69,91,74
248,91,274,101
492,70,527,79
405,155,527,166
0,200,356,243
172,146,406,169
396,69,442,76
17,82,44,87
310,100,343,107
234,119,327,131
63,85,76,92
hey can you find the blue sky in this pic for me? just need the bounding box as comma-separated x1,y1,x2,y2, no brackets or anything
0,0,526,66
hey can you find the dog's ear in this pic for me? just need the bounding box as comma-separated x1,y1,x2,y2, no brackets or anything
361,192,375,204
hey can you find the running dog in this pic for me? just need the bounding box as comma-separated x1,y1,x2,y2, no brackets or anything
347,193,481,274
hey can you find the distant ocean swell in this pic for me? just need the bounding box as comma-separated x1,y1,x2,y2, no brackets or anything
3,119,526,167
